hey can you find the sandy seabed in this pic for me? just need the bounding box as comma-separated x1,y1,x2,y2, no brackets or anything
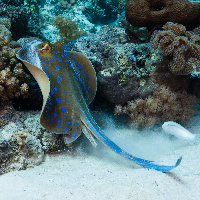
0,124,200,200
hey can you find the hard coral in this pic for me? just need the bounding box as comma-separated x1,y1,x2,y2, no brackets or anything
52,15,87,44
125,0,200,27
0,20,30,106
71,26,159,105
0,0,29,40
151,22,200,75
116,85,198,128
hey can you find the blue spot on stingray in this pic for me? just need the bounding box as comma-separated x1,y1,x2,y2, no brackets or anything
51,119,53,121
60,89,62,91
59,59,62,63
59,125,62,128
57,80,60,84
56,98,61,104
58,119,61,123
52,50,56,53
64,91,66,93
47,107,49,110
74,124,77,127
46,61,49,64
57,51,60,53
65,99,67,102
67,121,70,125
61,55,65,58
54,87,57,91
55,66,59,70
75,131,77,134
38,54,40,57
54,113,57,117
46,57,48,60
66,127,68,129
56,125,58,128
51,89,54,95
51,71,54,74
53,56,56,58
65,115,68,118
73,117,75,119
47,115,49,118
61,108,66,113
42,61,44,64
72,136,75,138
51,58,54,62
59,76,62,81
63,130,65,132
46,73,49,78
44,66,48,71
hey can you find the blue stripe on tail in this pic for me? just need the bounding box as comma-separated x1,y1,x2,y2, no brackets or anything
81,111,182,173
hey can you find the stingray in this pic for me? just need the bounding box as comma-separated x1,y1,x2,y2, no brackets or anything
16,38,182,172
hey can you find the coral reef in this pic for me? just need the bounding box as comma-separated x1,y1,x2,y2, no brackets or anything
0,107,70,174
0,0,29,40
52,15,87,44
150,22,200,75
60,0,77,9
83,0,126,24
0,18,30,106
116,85,198,128
71,26,159,104
125,0,200,28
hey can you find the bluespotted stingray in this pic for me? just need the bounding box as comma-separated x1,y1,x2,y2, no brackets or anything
16,38,182,172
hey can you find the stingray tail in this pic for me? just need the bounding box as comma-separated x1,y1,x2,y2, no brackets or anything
81,111,182,173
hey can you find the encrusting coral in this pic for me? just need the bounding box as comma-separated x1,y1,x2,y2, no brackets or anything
52,15,87,44
115,85,198,128
125,0,200,28
150,22,200,75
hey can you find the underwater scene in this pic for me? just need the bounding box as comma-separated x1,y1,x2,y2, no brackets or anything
0,0,200,199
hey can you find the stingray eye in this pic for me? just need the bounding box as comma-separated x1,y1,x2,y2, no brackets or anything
41,42,51,53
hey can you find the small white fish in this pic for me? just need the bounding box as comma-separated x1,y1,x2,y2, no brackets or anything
162,121,195,140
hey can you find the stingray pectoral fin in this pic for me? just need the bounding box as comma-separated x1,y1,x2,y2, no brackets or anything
81,112,182,172
63,131,81,145
65,51,97,105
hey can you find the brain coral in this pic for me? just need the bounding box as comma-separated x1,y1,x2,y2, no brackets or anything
150,22,200,75
116,85,198,128
125,0,200,27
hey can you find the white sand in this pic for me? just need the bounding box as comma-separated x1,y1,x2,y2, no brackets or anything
0,126,200,200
